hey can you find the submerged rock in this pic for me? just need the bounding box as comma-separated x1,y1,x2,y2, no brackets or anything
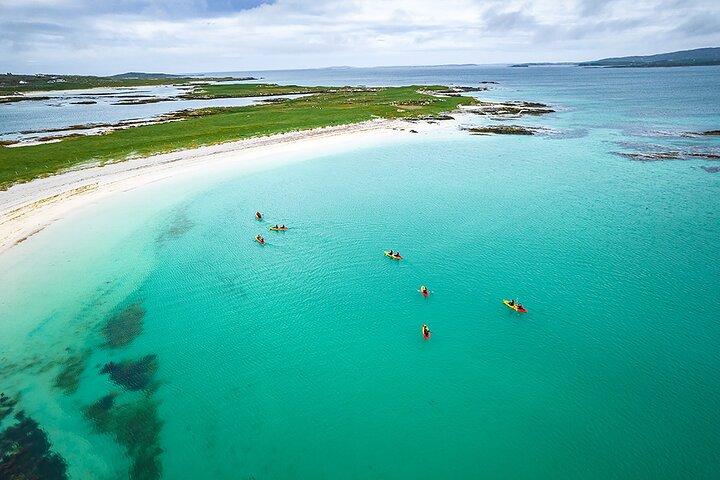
101,302,145,349
100,355,158,391
0,408,68,479
701,166,720,173
615,151,682,161
615,150,720,162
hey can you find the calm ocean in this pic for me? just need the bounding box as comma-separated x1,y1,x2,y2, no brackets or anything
1,65,719,479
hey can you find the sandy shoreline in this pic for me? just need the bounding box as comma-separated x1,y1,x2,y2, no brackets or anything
0,118,449,255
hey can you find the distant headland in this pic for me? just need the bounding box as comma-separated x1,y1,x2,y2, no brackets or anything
511,47,720,68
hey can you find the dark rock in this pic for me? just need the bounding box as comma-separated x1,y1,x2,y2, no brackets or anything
409,114,454,122
409,129,418,133
688,152,720,160
465,125,537,135
702,130,720,135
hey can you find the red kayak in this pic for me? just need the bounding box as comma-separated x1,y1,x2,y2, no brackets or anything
422,324,431,340
255,212,262,220
420,286,429,298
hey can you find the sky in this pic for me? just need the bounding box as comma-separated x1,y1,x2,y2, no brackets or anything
1,0,719,75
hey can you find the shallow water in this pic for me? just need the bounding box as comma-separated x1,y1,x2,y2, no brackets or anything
0,84,307,142
1,66,719,479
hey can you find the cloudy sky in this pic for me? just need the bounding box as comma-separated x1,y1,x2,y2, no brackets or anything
1,0,719,75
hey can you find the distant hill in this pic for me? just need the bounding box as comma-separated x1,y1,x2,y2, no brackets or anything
580,47,720,68
110,72,182,79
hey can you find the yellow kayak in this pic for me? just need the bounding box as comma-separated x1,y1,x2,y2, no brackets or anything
384,251,402,260
503,299,527,313
269,226,288,231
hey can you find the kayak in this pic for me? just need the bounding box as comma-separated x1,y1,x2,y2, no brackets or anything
255,212,262,220
503,299,527,313
384,251,403,260
255,235,265,245
422,324,431,340
269,226,288,231
420,286,429,297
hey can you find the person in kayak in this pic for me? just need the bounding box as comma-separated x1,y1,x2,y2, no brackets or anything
517,303,523,310
274,224,279,229
281,224,286,229
422,325,431,337
389,250,394,255
509,299,515,306
395,251,400,257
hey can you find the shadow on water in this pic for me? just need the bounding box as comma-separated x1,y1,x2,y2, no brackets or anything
0,394,68,479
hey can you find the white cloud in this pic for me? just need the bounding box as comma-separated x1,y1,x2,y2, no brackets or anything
0,0,718,74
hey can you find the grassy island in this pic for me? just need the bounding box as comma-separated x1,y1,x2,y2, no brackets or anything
0,73,254,95
0,84,476,189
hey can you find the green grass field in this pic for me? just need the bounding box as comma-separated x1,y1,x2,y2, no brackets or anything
0,85,475,189
182,83,347,98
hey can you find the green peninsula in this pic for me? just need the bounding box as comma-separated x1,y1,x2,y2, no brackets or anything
0,83,476,189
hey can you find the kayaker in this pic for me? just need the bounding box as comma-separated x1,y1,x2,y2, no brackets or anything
274,224,279,229
423,325,431,336
517,303,523,310
395,251,400,257
281,224,285,229
509,299,515,306
389,250,394,255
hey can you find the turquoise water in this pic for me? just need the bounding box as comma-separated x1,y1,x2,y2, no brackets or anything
1,66,719,479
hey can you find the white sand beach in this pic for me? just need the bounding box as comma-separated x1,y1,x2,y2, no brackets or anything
0,118,451,255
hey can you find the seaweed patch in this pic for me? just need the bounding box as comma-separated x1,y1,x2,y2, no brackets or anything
85,394,163,480
101,302,145,349
0,406,68,479
100,355,158,391
0,392,18,424
53,351,90,394
157,210,194,243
